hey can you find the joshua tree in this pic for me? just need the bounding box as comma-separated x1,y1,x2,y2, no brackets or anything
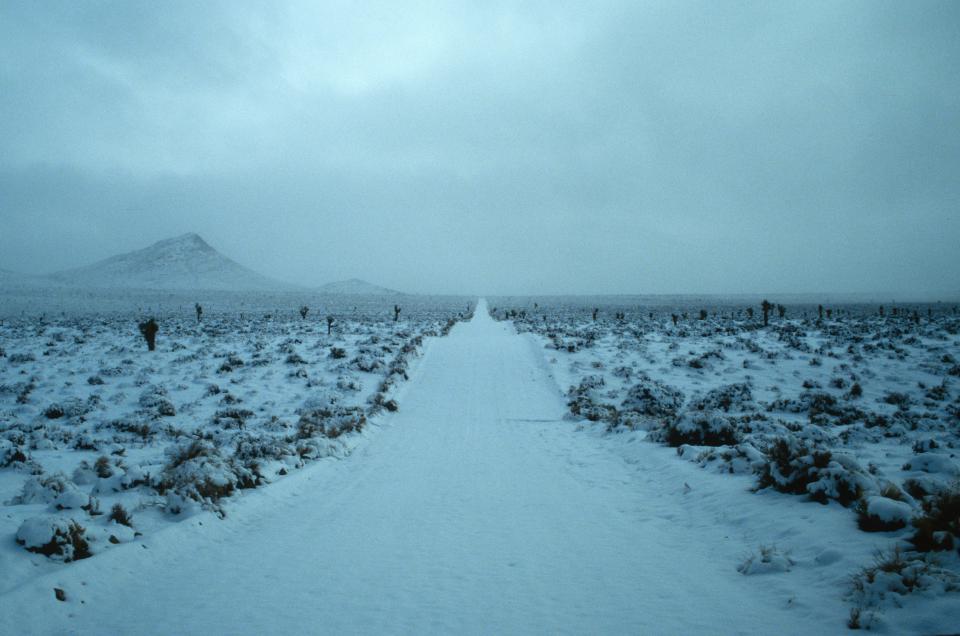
195,303,203,322
138,318,158,352
879,306,885,317
393,305,401,322
746,307,754,319
699,309,707,320
826,308,833,319
761,300,773,326
326,315,335,335
817,304,824,320
777,304,786,319
671,313,679,326
592,308,599,321
299,306,309,320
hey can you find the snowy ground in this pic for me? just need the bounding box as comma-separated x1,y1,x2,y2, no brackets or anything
491,297,960,632
0,296,470,612
1,296,958,633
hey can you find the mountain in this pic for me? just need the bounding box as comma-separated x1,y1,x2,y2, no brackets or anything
317,278,403,296
48,233,295,291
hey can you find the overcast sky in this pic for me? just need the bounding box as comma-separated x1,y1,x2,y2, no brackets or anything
1,1,958,296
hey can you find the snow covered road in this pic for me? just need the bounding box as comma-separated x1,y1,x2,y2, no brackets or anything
3,300,857,634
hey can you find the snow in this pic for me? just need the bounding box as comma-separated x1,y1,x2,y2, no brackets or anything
864,496,913,525
46,233,295,291
1,297,958,633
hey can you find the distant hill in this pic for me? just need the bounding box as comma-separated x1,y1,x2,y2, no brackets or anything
317,278,403,296
47,233,296,291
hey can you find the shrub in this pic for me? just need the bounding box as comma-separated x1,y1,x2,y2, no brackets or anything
1,442,29,467
567,375,617,424
755,436,868,506
217,354,244,374
296,406,366,439
108,503,133,527
156,441,239,509
910,485,960,552
737,544,794,575
285,353,307,365
139,385,176,417
94,455,113,479
689,383,754,413
856,496,912,532
656,412,739,447
620,373,684,420
16,516,91,562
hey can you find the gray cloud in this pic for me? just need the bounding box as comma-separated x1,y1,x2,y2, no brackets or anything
1,0,958,296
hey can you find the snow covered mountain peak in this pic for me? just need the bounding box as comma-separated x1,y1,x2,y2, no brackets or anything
48,233,294,291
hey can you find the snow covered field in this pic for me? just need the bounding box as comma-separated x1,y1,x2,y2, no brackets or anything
0,295,471,608
1,295,958,634
491,296,960,631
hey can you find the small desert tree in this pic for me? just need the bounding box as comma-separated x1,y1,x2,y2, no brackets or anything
592,308,599,321
817,304,824,320
777,304,786,319
299,306,309,320
326,315,335,335
393,305,401,322
761,300,773,327
195,303,203,322
138,318,159,352
699,309,707,320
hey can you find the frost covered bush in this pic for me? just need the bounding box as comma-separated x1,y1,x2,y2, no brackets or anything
15,516,91,562
42,397,92,421
767,390,865,425
910,485,960,552
10,472,86,508
1,438,30,468
653,412,739,447
567,375,617,424
856,496,912,532
352,353,383,373
138,385,175,417
619,373,684,420
296,406,366,439
336,375,362,392
737,544,794,575
156,441,239,511
755,437,871,506
689,383,755,413
212,408,255,429
108,503,133,527
217,354,244,373
848,547,960,629
902,453,960,478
